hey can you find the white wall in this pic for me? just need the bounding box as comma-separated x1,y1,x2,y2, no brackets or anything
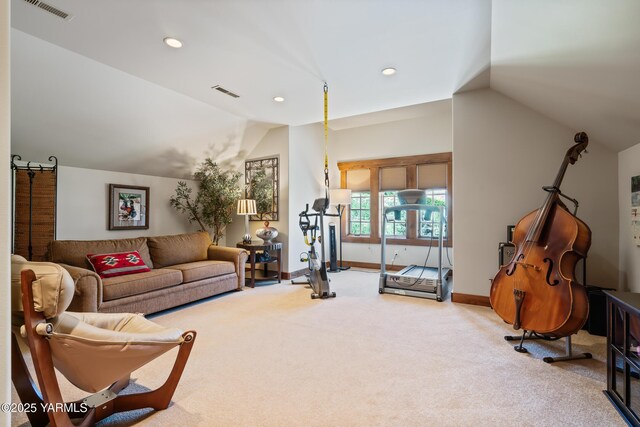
453,88,619,297
330,99,454,268
57,166,199,241
1,0,10,419
225,126,291,269
288,123,326,270
619,142,640,291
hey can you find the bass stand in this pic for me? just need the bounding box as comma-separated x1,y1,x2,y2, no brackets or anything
542,335,592,363
504,331,592,362
506,330,535,353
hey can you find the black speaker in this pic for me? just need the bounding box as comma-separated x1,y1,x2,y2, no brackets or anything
499,242,515,267
584,285,615,336
328,223,338,272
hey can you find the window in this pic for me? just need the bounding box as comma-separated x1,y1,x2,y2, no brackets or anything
350,191,371,236
419,189,447,239
338,152,452,247
381,191,407,237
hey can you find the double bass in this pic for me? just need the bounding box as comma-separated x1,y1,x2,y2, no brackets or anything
490,132,591,337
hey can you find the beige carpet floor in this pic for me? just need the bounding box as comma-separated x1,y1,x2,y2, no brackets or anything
12,269,624,426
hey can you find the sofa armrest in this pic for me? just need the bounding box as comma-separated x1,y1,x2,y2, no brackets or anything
59,263,102,312
207,246,248,290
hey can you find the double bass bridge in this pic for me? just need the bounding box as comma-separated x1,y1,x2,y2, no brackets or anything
513,289,526,330
513,261,541,271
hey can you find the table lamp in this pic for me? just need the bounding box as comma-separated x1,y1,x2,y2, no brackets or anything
237,199,257,244
329,188,352,271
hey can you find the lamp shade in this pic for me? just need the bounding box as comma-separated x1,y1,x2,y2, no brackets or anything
330,189,352,206
237,199,257,215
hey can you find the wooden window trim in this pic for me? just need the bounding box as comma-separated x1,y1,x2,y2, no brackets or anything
339,153,452,248
338,152,451,170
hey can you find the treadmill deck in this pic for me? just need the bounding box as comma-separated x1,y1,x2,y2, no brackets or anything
384,265,451,295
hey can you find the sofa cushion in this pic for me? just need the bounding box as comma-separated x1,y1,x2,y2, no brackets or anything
87,251,151,278
48,237,154,270
167,260,235,284
147,232,211,268
102,269,182,301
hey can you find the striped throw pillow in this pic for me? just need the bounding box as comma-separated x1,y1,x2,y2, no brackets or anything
87,251,151,278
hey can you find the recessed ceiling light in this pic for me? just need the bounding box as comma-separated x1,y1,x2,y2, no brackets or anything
381,67,397,76
163,37,183,49
273,96,285,103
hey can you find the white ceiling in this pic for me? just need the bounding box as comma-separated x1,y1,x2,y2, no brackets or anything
491,0,640,153
10,0,491,176
11,30,272,178
10,0,640,178
10,0,491,124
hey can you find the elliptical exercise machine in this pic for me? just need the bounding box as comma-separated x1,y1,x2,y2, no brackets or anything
291,197,336,299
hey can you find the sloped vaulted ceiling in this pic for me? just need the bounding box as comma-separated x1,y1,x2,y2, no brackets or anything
12,0,639,176
11,30,271,178
10,0,491,177
491,0,640,152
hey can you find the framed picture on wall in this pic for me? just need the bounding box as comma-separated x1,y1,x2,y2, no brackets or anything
245,156,279,221
108,184,149,230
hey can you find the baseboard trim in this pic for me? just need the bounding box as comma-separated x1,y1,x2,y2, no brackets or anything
451,293,491,307
339,260,405,272
283,268,308,280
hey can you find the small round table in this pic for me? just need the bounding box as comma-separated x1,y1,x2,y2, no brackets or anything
236,241,282,288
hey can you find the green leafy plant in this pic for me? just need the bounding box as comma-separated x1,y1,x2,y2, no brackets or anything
170,159,242,245
248,168,273,216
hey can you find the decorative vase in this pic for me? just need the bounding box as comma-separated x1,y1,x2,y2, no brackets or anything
256,221,278,243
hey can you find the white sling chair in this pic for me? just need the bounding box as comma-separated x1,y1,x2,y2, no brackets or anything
10,255,196,426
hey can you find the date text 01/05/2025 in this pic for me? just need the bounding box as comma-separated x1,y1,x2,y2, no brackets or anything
1,402,89,413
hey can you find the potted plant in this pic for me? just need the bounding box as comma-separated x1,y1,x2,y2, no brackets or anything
170,159,242,245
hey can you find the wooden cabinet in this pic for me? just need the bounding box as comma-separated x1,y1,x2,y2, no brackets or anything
604,291,640,426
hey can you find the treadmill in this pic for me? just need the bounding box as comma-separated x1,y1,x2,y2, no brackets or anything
379,189,451,301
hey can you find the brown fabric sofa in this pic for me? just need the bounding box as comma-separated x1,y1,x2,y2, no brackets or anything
47,232,248,314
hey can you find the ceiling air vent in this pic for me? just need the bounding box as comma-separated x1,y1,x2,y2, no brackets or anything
211,85,240,98
22,0,74,21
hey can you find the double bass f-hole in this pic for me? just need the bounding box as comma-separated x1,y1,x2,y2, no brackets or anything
543,258,560,286
506,254,524,276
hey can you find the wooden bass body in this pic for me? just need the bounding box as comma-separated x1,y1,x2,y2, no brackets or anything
491,202,591,337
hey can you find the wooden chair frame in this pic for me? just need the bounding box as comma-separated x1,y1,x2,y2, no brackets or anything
12,269,196,427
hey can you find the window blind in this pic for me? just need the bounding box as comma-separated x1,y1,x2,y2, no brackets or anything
346,169,370,191
380,167,406,191
417,163,447,189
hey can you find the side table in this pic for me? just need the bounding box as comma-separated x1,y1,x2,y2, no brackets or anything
236,241,282,288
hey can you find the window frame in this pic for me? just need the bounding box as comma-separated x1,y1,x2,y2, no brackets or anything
418,188,447,239
338,152,452,247
349,191,371,236
380,191,408,237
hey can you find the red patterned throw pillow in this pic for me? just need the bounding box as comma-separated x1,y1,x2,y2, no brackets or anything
87,251,151,278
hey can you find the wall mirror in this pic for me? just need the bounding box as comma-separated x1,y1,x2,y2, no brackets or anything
245,156,279,221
